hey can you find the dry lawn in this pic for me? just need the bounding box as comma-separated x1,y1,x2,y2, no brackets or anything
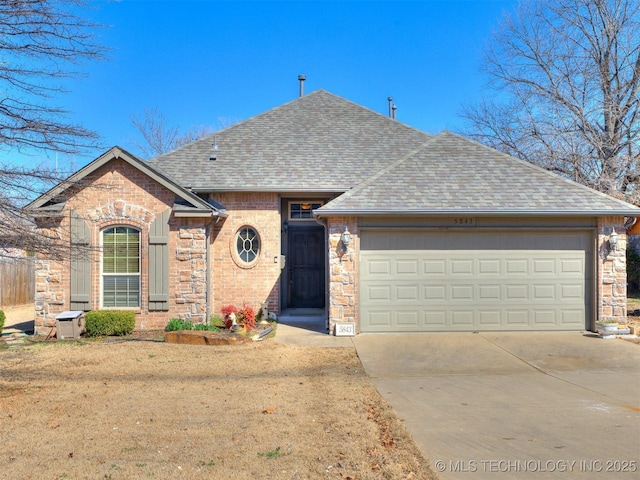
0,337,438,480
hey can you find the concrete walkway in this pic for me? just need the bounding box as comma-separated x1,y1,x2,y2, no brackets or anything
352,332,640,479
273,310,354,348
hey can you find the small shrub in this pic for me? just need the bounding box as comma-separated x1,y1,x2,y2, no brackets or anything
193,323,220,332
85,311,135,337
165,318,193,331
166,318,220,332
0,310,5,331
210,315,225,328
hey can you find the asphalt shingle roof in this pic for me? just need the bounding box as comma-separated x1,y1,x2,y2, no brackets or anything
317,131,640,216
149,90,432,192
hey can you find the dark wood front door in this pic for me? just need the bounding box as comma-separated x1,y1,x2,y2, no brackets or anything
287,225,325,308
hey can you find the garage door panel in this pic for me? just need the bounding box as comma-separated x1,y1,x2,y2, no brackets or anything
396,259,419,275
533,259,556,274
533,310,556,325
478,284,501,300
478,259,501,274
396,285,419,301
533,284,556,300
360,230,591,332
451,259,473,274
505,259,528,274
424,259,446,274
451,311,474,325
425,311,447,326
506,310,529,325
424,285,446,300
561,259,583,273
451,285,474,300
479,310,501,325
561,284,583,299
366,259,392,276
505,284,529,300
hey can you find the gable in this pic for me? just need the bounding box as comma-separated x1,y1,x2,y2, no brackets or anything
27,147,226,219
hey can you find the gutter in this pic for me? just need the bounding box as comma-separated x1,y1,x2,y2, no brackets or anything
204,216,222,325
315,209,640,218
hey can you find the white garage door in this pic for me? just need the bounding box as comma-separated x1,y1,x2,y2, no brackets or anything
360,230,592,332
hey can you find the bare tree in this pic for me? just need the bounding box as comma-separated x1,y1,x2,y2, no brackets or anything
460,0,640,204
0,0,105,258
131,108,240,159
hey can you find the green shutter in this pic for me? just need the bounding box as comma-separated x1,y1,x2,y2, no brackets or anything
148,209,170,311
70,213,92,311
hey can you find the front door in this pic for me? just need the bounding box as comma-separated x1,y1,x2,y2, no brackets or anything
287,225,325,308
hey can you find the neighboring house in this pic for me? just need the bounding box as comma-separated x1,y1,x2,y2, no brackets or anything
27,90,640,335
627,218,640,254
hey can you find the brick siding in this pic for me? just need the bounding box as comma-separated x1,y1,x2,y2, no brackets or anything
34,159,208,333
209,192,281,319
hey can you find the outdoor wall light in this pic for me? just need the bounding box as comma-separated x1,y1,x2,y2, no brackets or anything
608,228,619,253
282,221,289,233
341,227,352,250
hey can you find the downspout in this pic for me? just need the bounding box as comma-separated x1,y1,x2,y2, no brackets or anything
624,216,637,231
313,215,330,332
205,215,221,325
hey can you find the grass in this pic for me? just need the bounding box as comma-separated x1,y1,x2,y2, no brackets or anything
628,293,640,311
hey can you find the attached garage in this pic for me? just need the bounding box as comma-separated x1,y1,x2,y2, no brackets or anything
360,228,594,333
316,130,640,335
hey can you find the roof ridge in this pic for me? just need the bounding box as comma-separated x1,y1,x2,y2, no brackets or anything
150,89,432,163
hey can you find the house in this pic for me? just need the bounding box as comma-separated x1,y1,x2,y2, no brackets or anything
27,90,640,335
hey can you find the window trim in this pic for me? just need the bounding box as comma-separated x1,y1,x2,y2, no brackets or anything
100,225,141,309
231,225,261,269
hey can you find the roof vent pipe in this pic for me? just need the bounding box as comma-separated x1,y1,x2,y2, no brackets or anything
392,104,397,120
298,74,306,97
387,97,393,117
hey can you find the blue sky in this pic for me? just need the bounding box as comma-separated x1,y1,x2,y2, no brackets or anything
8,0,519,170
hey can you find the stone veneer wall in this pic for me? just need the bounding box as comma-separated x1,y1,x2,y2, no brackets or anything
209,192,281,318
597,216,628,325
34,159,208,333
327,216,358,334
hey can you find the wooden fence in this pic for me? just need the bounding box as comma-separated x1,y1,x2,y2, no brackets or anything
0,257,35,308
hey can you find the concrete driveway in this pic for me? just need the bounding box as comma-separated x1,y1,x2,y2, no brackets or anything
353,332,640,479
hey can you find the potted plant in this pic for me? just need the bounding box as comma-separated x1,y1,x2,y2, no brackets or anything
596,318,619,334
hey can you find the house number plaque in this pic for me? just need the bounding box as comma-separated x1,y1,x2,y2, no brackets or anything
453,217,475,226
335,323,356,337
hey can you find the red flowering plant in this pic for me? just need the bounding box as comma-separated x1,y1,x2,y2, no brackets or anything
237,303,256,331
220,304,239,329
220,303,256,331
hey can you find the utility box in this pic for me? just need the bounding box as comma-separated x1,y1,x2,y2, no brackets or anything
55,311,85,339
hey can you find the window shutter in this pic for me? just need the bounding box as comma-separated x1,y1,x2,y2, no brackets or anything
70,213,92,311
148,209,170,311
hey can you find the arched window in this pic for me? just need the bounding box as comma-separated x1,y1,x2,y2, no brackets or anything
102,226,140,308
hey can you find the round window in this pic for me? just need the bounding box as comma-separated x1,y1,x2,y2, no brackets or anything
234,226,261,266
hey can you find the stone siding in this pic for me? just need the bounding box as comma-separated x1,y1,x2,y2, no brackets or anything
327,216,358,334
597,216,628,326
